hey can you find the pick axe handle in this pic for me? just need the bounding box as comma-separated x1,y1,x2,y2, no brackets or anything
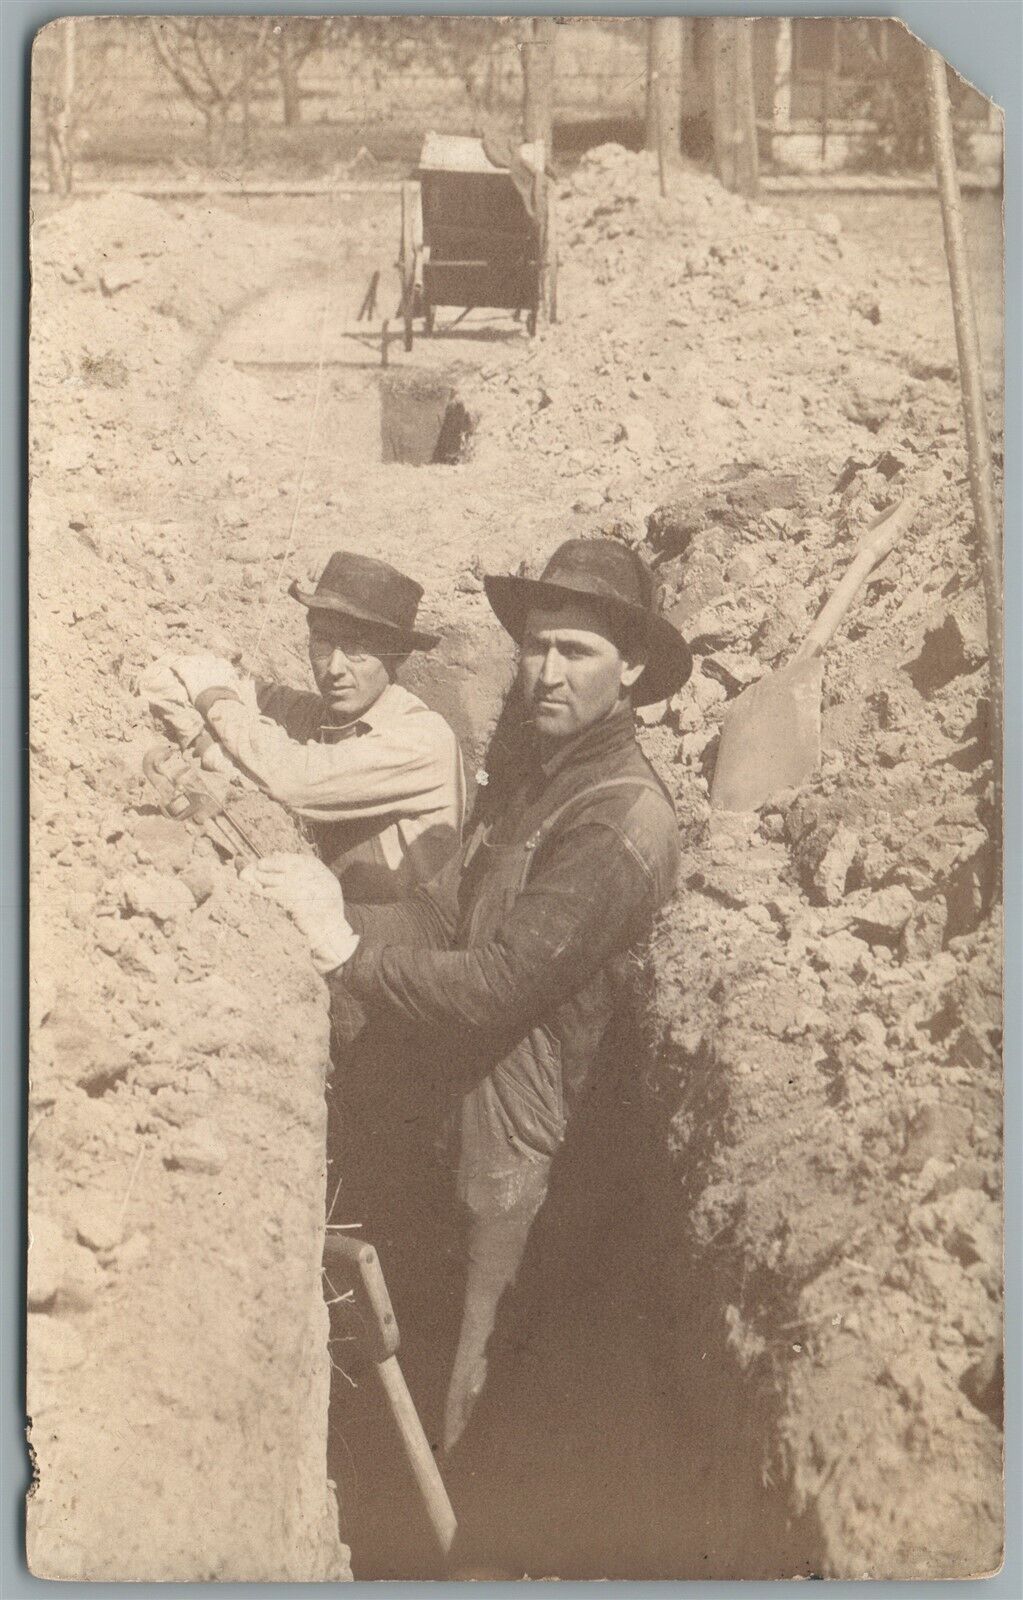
794,496,917,663
375,1355,457,1558
323,1234,457,1557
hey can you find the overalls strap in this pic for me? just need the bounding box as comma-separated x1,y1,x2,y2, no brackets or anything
519,776,674,890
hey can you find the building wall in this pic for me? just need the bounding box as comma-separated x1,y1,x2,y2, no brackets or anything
757,17,1001,177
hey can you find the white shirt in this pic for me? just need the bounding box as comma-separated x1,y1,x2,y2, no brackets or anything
203,678,465,897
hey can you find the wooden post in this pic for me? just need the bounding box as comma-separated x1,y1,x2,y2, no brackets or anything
646,18,683,186
733,18,759,197
278,34,302,126
925,47,1003,850
820,19,835,168
772,17,792,131
645,20,657,152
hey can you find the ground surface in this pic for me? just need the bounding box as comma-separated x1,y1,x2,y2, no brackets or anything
28,153,1002,1577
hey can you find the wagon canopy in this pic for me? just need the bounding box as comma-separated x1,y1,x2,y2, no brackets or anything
416,132,546,224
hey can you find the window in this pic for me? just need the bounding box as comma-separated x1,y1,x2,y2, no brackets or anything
792,19,890,81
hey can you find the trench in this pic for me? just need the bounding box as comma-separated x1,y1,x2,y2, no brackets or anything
308,649,811,1581
209,326,818,1578
230,363,475,467
320,988,816,1580
211,348,813,1577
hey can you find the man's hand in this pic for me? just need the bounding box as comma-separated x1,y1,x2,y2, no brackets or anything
140,658,206,749
168,652,240,705
242,853,360,976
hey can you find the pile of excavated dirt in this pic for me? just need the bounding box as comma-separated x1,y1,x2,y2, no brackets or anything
556,150,1002,1577
28,144,1002,1578
635,465,1002,1573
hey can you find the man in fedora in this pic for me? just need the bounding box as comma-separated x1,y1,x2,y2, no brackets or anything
143,549,465,902
247,536,690,1495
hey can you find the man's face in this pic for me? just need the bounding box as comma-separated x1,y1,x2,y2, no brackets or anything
517,600,646,745
307,613,395,723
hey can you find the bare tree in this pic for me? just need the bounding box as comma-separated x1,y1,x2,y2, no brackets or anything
329,18,514,124
36,18,77,194
146,16,272,164
270,18,335,128
35,17,122,193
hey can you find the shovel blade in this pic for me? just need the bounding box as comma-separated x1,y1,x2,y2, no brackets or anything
709,654,824,813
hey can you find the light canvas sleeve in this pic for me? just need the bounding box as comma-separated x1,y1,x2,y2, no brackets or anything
197,688,460,826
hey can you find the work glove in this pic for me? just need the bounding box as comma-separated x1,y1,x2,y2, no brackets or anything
167,652,241,705
140,658,235,774
242,852,360,977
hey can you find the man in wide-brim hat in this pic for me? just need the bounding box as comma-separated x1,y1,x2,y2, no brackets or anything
249,534,690,1560
143,549,465,902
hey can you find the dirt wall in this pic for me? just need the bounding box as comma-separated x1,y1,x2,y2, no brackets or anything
28,200,353,1581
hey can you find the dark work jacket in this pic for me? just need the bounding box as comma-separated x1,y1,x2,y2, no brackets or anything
341,705,680,1214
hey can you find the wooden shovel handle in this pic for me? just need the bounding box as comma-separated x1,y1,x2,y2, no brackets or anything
793,496,917,662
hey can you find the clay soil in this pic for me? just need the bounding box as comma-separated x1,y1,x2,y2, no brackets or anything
27,150,1002,1578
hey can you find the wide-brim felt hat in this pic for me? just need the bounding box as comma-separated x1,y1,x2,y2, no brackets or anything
290,549,438,651
484,537,692,706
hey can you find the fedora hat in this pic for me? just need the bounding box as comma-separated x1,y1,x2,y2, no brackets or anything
484,538,692,705
289,550,439,651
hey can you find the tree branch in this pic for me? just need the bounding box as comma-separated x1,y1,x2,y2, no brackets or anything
147,18,213,110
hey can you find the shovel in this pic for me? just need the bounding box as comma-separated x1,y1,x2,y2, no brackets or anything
709,496,917,813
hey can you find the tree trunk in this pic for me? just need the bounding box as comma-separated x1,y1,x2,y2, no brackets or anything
47,18,76,195
205,102,229,167
279,44,301,126
646,18,683,178
522,17,555,155
712,17,759,197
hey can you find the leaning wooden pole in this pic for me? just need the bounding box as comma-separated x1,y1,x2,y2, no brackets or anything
522,17,555,154
924,48,1003,858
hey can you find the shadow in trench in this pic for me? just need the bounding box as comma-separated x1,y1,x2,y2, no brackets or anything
441,1006,809,1579
380,371,474,465
324,1021,464,1581
327,999,815,1579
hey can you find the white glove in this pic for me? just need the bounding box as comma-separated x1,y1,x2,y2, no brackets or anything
241,853,359,976
140,658,239,776
168,652,241,705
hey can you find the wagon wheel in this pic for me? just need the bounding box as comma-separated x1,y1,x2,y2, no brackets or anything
399,181,418,353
